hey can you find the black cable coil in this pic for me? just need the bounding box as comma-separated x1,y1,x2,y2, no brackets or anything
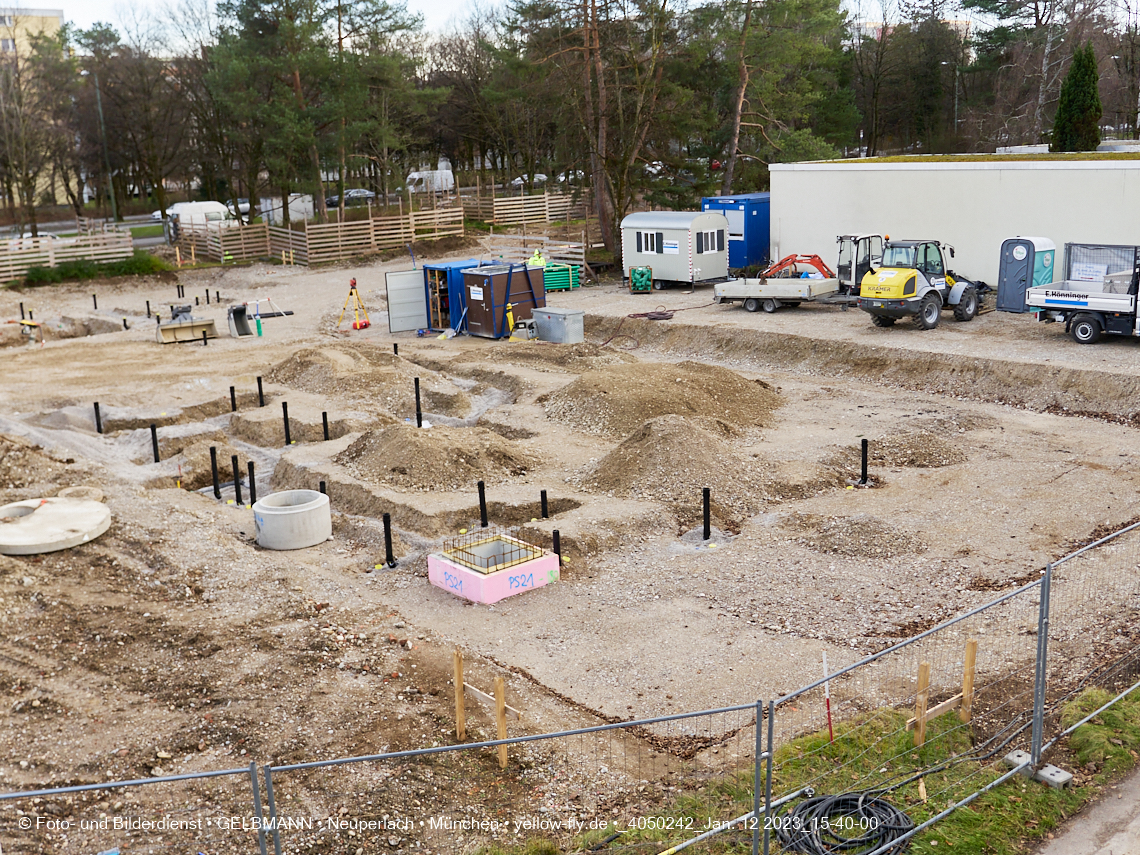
774,792,915,854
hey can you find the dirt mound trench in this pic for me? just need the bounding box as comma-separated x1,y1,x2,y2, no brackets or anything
543,361,781,438
827,429,967,471
782,512,928,558
175,440,257,491
335,425,537,491
585,315,1140,418
0,434,83,494
453,341,637,373
266,344,471,416
230,408,392,448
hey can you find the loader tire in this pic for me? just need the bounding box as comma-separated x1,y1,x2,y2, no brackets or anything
916,293,941,330
953,286,978,322
871,315,895,328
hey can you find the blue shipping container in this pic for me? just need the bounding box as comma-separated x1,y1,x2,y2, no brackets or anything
701,192,770,269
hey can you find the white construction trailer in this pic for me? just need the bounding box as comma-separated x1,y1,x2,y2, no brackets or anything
620,211,730,288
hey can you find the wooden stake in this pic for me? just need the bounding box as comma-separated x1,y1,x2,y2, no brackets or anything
960,638,978,723
914,661,931,747
495,676,508,769
454,649,466,741
918,778,928,803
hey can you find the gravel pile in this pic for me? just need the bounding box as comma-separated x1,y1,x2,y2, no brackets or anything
454,341,636,373
781,512,928,558
827,429,967,471
576,415,767,515
543,361,781,438
0,434,80,493
335,424,537,491
266,344,471,416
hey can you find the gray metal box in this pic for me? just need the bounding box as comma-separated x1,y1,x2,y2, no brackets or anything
532,307,585,344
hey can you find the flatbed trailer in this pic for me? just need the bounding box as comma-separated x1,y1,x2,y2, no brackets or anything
713,277,856,313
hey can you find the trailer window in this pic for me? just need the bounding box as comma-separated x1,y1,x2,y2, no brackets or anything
697,230,717,254
639,231,657,253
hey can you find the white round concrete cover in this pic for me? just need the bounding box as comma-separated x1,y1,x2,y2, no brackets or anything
0,498,111,555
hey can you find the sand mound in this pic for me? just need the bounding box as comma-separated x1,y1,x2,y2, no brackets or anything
543,361,781,438
334,425,537,491
782,513,927,558
266,344,471,417
454,342,636,373
826,430,967,472
576,416,766,513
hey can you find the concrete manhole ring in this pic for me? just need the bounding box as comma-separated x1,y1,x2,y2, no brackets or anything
252,490,332,550
0,498,111,555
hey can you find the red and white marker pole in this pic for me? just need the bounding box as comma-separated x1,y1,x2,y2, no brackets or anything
824,652,834,743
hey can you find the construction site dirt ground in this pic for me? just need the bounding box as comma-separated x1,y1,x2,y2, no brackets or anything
1,256,1139,854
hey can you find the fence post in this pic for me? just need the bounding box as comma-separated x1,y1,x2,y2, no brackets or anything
263,765,283,855
914,662,931,747
752,698,763,855
960,638,978,723
1030,564,1053,768
454,648,466,741
248,761,269,855
763,700,775,855
495,676,508,769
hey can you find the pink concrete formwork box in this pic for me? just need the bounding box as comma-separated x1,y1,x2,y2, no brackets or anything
428,528,559,605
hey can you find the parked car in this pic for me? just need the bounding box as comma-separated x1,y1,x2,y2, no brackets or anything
151,209,170,221
164,201,238,243
510,173,548,187
325,188,377,207
226,198,251,216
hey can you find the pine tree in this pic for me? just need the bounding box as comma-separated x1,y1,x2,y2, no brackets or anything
1050,43,1102,152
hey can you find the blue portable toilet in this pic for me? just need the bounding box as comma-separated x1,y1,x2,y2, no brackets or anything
996,238,1056,313
701,192,771,269
422,259,480,331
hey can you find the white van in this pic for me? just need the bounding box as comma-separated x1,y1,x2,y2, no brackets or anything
405,170,455,193
165,201,238,243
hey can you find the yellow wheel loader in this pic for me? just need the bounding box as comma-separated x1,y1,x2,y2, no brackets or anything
857,240,979,330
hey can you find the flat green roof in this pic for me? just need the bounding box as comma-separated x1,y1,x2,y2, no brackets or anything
840,152,1140,164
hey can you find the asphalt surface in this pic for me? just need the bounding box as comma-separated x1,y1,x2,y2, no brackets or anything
1034,764,1140,854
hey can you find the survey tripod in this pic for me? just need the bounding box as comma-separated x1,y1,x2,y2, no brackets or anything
336,278,371,330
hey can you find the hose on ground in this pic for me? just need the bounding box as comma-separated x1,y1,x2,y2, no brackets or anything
775,792,914,854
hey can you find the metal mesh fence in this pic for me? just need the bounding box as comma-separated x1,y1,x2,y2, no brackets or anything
0,766,260,855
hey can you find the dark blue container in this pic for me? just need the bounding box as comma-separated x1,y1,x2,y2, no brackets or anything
701,192,771,269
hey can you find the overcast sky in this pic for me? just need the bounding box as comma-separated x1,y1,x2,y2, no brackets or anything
60,0,476,38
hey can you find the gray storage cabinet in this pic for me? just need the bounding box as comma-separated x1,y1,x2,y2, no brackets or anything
620,211,730,285
532,307,585,344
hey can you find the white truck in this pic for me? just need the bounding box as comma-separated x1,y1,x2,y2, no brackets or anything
714,234,884,313
1025,268,1139,344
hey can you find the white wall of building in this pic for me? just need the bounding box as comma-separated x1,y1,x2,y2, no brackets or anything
769,160,1140,285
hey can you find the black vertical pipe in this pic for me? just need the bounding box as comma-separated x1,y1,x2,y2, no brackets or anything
210,446,221,499
202,329,208,346
196,296,200,306
216,290,220,304
247,460,257,505
540,490,549,519
150,424,160,463
322,412,329,441
414,378,422,428
552,530,562,566
122,318,128,330
231,455,243,505
230,386,237,412
860,438,869,485
282,402,291,445
257,376,264,407
478,481,488,528
383,512,396,567
93,402,103,434
19,302,24,320
28,310,32,321
93,293,98,310
206,289,211,305
393,343,398,355
703,487,711,540
146,300,150,318
319,481,326,495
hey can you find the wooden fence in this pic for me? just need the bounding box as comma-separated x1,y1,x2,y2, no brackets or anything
0,233,134,283
480,233,587,267
174,208,463,267
464,192,587,226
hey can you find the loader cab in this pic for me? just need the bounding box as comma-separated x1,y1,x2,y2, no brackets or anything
836,234,884,295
